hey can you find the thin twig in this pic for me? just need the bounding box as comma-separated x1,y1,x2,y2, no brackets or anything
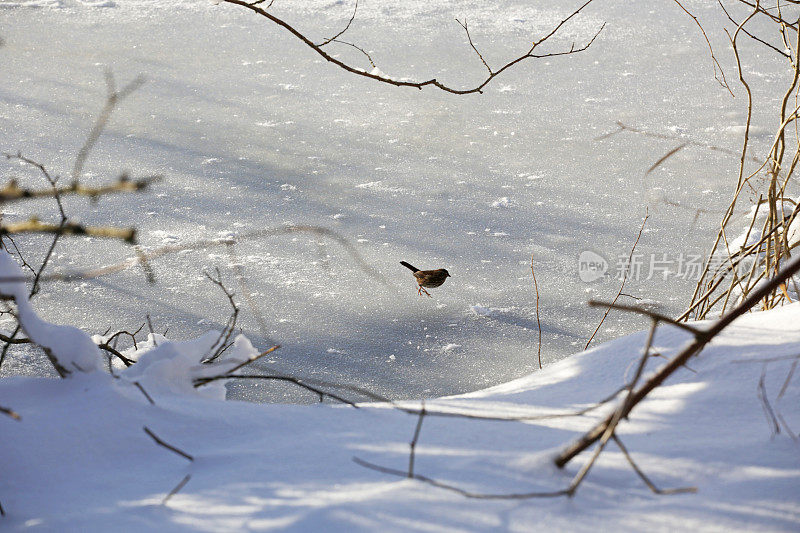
133,381,155,405
645,143,688,175
0,405,20,420
531,256,543,369
408,401,426,478
146,315,157,346
97,343,135,366
24,225,387,287
672,0,734,95
143,426,194,462
612,434,697,494
71,71,146,182
587,300,702,336
201,268,239,364
353,457,569,499
585,210,649,350
195,374,359,407
317,0,358,47
758,364,781,436
456,18,492,75
778,357,798,399
0,332,30,344
106,323,145,351
717,0,791,60
162,474,191,505
223,344,281,376
566,319,658,496
3,153,67,298
0,173,161,203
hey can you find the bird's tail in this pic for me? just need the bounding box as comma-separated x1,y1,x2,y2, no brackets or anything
400,261,419,272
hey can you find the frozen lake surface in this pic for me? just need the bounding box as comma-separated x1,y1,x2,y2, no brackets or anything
0,0,788,401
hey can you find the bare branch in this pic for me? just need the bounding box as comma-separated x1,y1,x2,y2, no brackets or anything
71,71,146,182
556,252,800,468
587,300,703,336
328,39,376,68
718,0,792,60
672,0,734,95
2,235,37,279
585,209,649,350
146,315,157,346
197,374,359,406
106,323,145,351
0,332,30,344
734,0,800,30
220,0,603,95
133,381,155,405
162,474,191,506
97,342,135,367
353,457,569,499
0,404,20,421
0,172,162,203
0,218,136,243
317,0,358,47
24,225,387,286
456,18,492,75
566,320,658,496
201,268,239,364
222,344,280,376
530,255,543,369
612,434,697,494
645,143,688,176
408,400,425,478
758,364,781,436
143,426,194,462
3,152,68,298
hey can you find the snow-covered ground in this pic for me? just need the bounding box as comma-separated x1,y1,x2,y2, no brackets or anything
1,0,791,401
2,297,798,531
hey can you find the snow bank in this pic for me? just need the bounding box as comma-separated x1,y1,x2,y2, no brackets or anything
1,303,798,531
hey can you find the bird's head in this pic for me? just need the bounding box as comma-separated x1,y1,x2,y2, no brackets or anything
442,269,451,277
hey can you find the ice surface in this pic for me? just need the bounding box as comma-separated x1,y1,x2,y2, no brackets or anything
0,1,793,402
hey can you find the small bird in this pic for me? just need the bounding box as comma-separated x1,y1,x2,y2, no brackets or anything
400,261,451,297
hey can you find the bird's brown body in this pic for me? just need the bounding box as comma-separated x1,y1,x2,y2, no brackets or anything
400,261,451,297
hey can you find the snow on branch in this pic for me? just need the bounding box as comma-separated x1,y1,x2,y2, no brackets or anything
0,171,161,204
1,153,155,244
1,217,137,243
0,249,104,377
